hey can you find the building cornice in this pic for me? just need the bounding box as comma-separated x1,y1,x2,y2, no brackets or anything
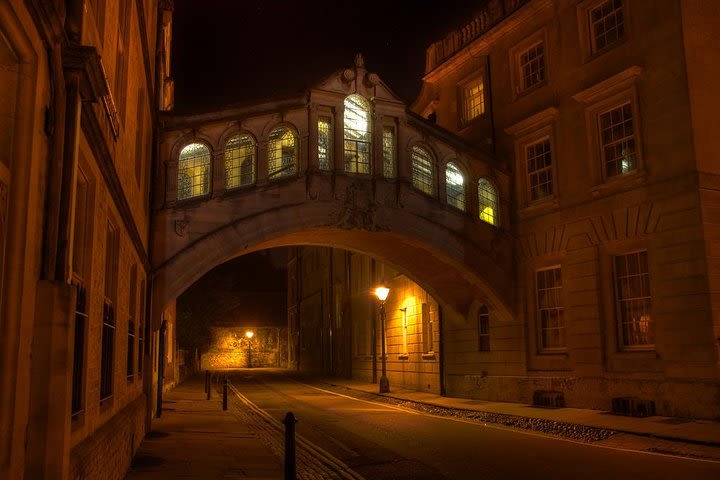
423,0,551,83
572,66,643,104
504,106,559,137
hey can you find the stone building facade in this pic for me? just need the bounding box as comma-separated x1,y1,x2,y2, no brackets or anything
291,0,720,420
0,1,171,479
408,0,719,418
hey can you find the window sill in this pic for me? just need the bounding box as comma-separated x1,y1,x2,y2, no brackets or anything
421,353,437,360
518,195,560,219
590,169,647,198
398,354,409,360
513,80,548,102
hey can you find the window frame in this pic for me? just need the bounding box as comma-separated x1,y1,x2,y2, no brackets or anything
573,70,644,193
177,141,212,201
343,94,373,175
410,144,436,197
224,133,257,190
576,0,630,62
267,125,298,181
525,136,555,204
382,124,397,179
613,250,654,351
478,306,490,352
317,115,333,171
509,29,549,99
477,177,500,227
444,161,466,212
458,74,486,127
535,265,566,353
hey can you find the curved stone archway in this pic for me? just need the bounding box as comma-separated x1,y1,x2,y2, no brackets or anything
152,175,513,322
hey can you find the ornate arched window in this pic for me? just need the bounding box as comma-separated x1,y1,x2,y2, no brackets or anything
445,162,466,211
411,145,435,195
343,94,372,174
268,126,297,180
178,142,211,200
225,134,256,189
478,178,499,226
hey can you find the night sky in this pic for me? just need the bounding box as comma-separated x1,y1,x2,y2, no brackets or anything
171,0,483,112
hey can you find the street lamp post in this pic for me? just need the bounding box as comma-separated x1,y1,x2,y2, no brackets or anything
245,330,254,368
374,286,390,393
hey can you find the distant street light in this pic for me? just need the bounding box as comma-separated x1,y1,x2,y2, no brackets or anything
245,330,254,368
374,286,390,393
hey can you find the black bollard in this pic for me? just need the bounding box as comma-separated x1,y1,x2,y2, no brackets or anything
284,412,297,480
222,376,228,411
206,372,211,400
205,370,209,394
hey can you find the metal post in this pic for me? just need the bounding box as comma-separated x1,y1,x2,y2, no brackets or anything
206,371,211,400
284,412,297,480
205,369,209,394
222,376,228,411
379,301,390,393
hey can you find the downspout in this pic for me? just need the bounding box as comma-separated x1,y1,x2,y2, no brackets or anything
438,304,446,396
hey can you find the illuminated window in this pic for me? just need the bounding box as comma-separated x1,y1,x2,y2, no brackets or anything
461,78,485,124
225,134,256,189
382,126,396,178
178,143,211,200
600,103,636,178
536,267,564,350
268,126,297,180
478,178,498,226
411,145,435,195
519,42,545,92
589,0,624,53
343,95,372,174
318,116,332,171
614,251,653,347
478,306,490,352
421,303,434,354
445,162,465,211
526,139,553,201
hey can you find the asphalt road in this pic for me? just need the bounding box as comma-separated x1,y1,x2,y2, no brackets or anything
229,370,720,480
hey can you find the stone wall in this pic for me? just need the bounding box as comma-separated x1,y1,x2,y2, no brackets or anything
201,327,288,370
69,395,146,480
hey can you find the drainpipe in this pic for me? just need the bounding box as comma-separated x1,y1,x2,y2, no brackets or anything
438,304,446,396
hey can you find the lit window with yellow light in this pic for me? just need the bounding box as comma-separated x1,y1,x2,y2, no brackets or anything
478,178,498,226
268,126,297,180
343,95,372,174
225,134,256,190
318,116,332,171
178,142,211,201
462,78,485,124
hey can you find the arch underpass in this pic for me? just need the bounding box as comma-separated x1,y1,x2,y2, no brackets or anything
152,172,513,320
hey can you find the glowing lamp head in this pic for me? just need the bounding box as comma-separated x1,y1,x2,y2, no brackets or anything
374,286,390,302
245,330,254,339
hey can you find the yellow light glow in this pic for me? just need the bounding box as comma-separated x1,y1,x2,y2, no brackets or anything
245,330,254,339
375,286,390,302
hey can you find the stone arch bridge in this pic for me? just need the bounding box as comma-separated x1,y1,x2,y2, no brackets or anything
152,60,513,323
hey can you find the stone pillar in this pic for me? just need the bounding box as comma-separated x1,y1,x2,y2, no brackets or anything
212,148,224,197
165,160,178,206
24,281,75,480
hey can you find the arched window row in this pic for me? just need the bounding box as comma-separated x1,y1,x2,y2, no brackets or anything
409,144,500,227
176,125,299,201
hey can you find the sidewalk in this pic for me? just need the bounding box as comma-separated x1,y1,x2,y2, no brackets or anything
317,376,720,448
125,375,283,479
126,372,720,480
